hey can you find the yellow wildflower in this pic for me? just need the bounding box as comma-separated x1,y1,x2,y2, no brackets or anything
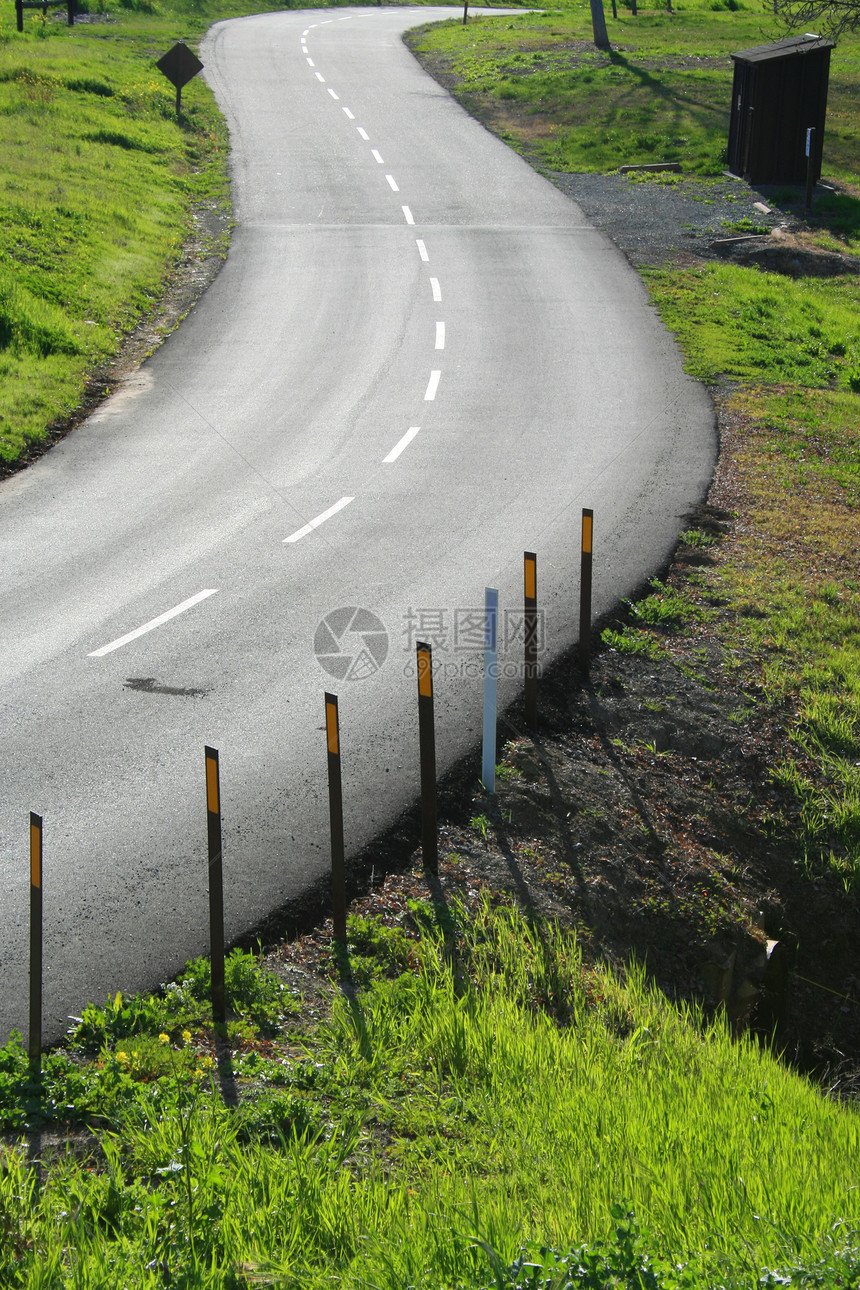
158,1033,170,1045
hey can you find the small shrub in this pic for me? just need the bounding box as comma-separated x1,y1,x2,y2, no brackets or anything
601,627,670,661
233,1091,323,1146
346,914,416,978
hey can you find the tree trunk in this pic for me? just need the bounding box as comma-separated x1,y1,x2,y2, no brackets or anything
589,0,611,49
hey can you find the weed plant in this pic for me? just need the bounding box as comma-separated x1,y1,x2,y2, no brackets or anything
1,902,859,1285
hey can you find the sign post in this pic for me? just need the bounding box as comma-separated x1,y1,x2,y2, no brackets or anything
205,747,226,1027
578,509,594,676
156,42,204,116
805,126,816,216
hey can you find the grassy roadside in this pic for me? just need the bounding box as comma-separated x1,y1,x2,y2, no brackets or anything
406,0,860,887
0,2,234,463
2,899,860,1286
641,270,860,883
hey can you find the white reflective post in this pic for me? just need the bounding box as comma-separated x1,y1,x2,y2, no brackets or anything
482,588,499,794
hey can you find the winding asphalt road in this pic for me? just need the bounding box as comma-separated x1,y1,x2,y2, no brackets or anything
0,7,715,1043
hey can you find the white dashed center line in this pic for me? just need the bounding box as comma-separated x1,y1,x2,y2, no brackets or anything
385,175,399,192
315,72,325,82
430,277,442,302
416,239,429,262
402,206,414,224
306,57,314,65
89,589,219,658
328,88,340,100
383,426,421,464
371,149,384,164
357,127,369,140
343,106,355,120
424,371,441,401
284,497,354,544
435,322,446,350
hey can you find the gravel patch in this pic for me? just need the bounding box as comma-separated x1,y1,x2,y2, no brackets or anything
545,170,799,266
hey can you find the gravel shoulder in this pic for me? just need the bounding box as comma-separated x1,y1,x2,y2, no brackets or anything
547,170,790,265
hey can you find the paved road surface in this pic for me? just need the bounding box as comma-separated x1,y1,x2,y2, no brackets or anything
0,7,715,1042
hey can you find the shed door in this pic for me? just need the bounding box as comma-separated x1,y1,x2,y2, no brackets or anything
729,62,754,179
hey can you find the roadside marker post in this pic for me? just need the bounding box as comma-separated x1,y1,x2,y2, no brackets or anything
524,552,538,727
29,813,43,1077
805,126,816,217
578,509,594,677
325,694,347,944
416,643,438,875
482,588,499,795
205,747,226,1027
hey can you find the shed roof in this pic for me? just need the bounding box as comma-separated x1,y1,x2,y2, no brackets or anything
731,34,834,63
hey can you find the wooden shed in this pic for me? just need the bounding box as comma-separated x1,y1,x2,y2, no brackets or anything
727,34,834,185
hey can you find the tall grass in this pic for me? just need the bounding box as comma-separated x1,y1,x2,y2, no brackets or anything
1,902,858,1286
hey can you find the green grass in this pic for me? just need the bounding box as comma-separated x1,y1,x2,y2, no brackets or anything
406,1,860,190
645,264,860,387
2,900,860,1286
0,7,233,462
641,261,860,876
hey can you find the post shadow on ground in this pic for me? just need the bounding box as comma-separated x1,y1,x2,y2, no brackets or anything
213,1027,239,1107
499,712,591,910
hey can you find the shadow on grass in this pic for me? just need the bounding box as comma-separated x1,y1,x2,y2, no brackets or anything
761,183,860,250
